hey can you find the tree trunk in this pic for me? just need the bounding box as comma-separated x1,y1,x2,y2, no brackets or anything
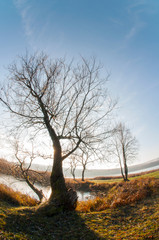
71,167,76,180
36,98,77,215
26,177,45,202
81,166,85,181
50,140,67,198
122,146,128,181
72,169,76,180
118,156,125,181
37,140,77,215
120,166,125,181
124,162,128,181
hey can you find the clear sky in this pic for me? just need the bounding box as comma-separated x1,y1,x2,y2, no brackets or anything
0,0,159,166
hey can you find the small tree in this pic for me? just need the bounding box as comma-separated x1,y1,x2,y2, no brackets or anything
69,155,78,180
78,151,95,181
0,52,116,214
13,141,46,202
112,123,139,181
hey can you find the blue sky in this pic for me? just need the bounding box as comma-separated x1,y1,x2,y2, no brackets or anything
0,0,159,165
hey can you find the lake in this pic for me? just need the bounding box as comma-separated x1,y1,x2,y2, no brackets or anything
28,158,159,178
0,174,94,201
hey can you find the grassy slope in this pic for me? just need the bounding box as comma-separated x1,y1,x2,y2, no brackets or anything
0,172,159,239
0,196,158,240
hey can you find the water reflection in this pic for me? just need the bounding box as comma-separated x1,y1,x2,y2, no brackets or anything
44,188,94,201
77,190,94,201
0,174,94,201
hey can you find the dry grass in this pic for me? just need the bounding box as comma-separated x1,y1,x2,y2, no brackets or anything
76,177,159,212
0,183,38,206
0,174,159,239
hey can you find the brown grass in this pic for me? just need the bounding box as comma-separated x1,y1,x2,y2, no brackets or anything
76,177,159,212
0,183,38,206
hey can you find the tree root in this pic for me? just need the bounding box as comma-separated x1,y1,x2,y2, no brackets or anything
36,188,78,216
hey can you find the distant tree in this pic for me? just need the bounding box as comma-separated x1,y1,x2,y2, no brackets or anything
77,150,95,181
112,123,139,181
69,155,78,180
0,52,116,215
81,152,89,181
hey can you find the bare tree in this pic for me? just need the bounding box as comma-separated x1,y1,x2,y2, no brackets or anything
81,152,90,181
13,141,46,202
112,122,139,181
69,155,78,180
76,150,95,181
0,52,116,215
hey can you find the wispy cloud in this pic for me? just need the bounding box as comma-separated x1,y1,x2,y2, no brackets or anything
126,26,137,40
13,0,34,44
14,0,27,8
125,21,144,41
125,0,151,42
109,17,123,26
13,0,57,51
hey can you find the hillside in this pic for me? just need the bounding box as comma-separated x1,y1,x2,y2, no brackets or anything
1,157,159,179
21,158,159,178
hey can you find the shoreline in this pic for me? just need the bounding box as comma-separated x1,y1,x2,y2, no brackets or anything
0,158,159,188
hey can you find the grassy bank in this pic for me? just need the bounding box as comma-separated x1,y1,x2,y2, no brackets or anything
65,170,159,192
0,171,159,239
0,184,38,207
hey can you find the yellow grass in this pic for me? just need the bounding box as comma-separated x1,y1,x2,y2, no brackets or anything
0,183,38,206
76,177,159,212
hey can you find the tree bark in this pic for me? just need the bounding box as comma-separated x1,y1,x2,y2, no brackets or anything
26,177,45,202
71,168,76,180
122,145,128,181
124,162,128,181
119,158,125,181
50,139,67,199
81,166,86,181
37,138,77,215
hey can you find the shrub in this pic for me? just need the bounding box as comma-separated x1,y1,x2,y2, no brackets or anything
77,177,159,212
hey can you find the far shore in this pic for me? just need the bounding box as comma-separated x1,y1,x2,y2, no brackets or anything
0,158,159,188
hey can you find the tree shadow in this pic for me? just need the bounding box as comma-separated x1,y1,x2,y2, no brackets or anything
4,207,105,239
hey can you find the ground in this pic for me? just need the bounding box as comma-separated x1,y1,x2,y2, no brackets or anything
0,170,159,239
0,194,158,239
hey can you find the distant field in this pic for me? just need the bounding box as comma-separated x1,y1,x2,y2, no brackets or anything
131,169,159,179
89,169,159,184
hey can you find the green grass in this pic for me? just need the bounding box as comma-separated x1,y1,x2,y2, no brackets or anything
131,170,159,179
0,170,159,239
90,178,122,184
90,170,159,184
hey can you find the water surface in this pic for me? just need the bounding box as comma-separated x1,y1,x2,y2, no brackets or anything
0,174,94,201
